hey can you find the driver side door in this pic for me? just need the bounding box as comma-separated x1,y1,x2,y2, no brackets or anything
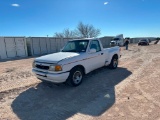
86,40,105,72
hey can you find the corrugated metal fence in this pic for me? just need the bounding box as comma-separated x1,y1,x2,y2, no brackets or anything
99,36,114,48
0,37,28,59
27,37,72,56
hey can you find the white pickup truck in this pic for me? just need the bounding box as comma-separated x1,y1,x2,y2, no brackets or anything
32,38,121,86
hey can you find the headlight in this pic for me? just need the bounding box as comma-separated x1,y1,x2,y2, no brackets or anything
32,61,36,68
49,65,62,71
49,65,55,71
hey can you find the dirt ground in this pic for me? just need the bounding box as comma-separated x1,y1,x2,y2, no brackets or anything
0,42,160,120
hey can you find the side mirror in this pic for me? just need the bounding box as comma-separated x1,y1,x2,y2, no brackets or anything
89,48,96,53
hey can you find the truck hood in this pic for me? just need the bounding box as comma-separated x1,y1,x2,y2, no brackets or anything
35,52,80,64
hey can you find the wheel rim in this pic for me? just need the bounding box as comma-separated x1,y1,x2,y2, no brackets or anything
73,71,82,84
113,59,118,68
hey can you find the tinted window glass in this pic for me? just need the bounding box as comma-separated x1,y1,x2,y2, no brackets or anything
62,40,89,52
90,40,101,52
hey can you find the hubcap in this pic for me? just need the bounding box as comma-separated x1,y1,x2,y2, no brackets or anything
73,71,82,84
113,59,118,67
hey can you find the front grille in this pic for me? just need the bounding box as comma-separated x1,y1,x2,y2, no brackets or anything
36,64,49,70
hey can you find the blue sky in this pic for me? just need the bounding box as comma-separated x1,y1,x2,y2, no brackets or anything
0,0,160,38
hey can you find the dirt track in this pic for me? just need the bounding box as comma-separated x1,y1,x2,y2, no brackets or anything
0,43,160,120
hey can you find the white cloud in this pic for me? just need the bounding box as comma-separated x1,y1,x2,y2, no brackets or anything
104,2,108,5
11,4,20,7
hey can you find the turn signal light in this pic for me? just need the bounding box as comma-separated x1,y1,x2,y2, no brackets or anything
55,65,62,71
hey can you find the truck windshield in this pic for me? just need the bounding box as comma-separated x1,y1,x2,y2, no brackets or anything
62,40,89,52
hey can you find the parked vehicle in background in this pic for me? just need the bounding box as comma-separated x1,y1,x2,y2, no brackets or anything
32,38,121,87
110,34,124,46
110,41,117,47
138,39,149,46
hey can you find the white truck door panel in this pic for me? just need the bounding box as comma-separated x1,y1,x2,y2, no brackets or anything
87,40,105,71
87,52,105,72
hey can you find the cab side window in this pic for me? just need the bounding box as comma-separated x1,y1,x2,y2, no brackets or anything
90,40,101,52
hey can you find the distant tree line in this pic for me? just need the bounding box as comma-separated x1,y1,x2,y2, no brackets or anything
54,22,101,38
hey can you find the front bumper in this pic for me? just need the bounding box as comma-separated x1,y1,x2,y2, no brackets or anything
32,69,70,83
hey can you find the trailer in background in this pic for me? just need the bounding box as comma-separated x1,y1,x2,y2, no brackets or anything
110,34,124,47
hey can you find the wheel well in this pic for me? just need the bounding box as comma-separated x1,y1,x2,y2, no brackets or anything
113,54,118,59
70,65,86,74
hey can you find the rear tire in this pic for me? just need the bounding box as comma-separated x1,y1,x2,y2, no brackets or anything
66,67,83,87
109,56,118,69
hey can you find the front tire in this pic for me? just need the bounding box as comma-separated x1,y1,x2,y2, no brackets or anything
66,67,83,87
109,56,118,69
